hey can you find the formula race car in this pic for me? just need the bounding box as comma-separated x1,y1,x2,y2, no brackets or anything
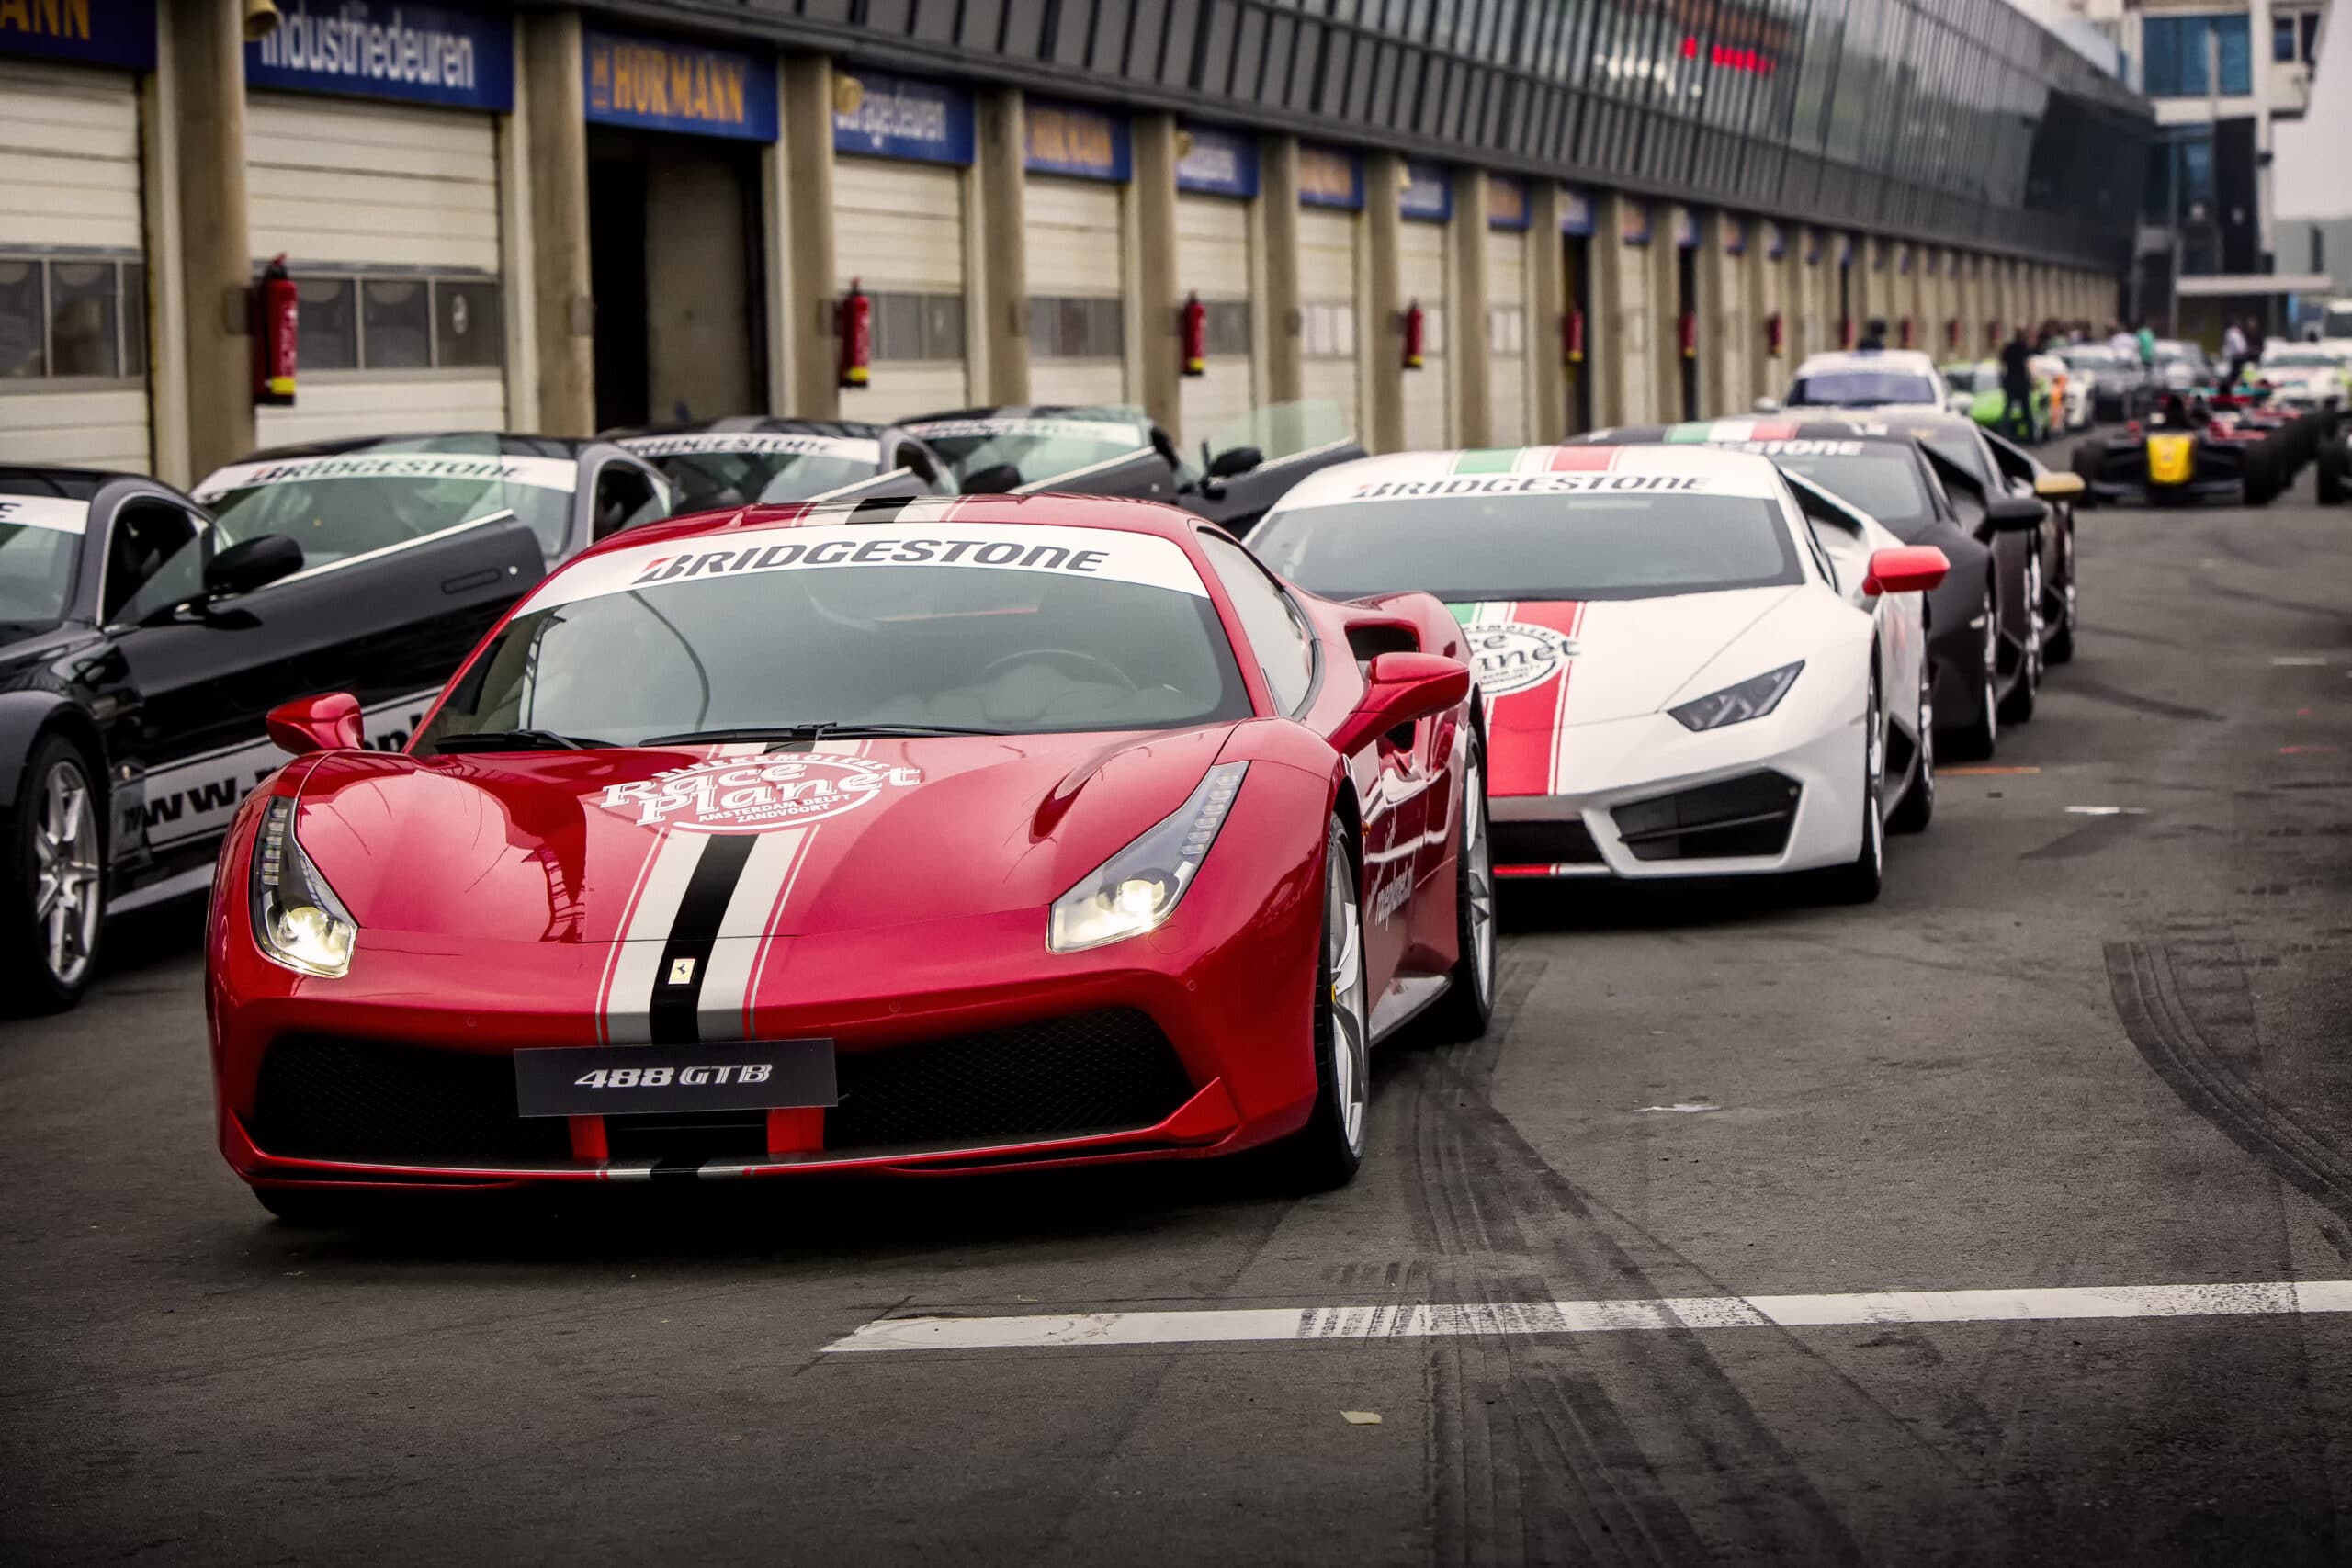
210,493,1486,1215
900,402,1364,533
2069,392,2289,505
1250,444,1947,898
608,419,954,511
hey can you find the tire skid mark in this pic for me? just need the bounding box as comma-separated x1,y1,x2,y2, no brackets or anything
2056,677,2225,725
1408,954,1868,1568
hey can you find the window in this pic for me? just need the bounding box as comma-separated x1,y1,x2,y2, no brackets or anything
2143,15,2253,96
277,270,506,373
0,256,145,385
1199,531,1315,713
1203,299,1252,357
1303,302,1356,360
1029,296,1125,359
1488,305,1526,355
592,464,665,539
297,278,358,369
2304,11,2322,61
867,289,966,362
361,279,433,369
2275,15,2298,60
435,279,503,368
104,502,206,626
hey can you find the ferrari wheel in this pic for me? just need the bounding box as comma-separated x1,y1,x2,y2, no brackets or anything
1998,552,2042,726
1267,818,1370,1191
1888,651,1935,834
1943,582,2001,761
1816,665,1885,905
3,738,106,1016
1425,748,1496,1042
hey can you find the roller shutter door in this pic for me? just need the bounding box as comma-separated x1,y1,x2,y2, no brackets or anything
246,93,507,447
1297,208,1361,441
1175,192,1253,453
1025,176,1126,408
1399,220,1451,450
1486,229,1529,446
0,63,149,472
835,155,969,423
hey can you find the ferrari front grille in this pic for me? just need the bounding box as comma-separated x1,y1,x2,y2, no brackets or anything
251,1034,574,1166
1611,771,1802,862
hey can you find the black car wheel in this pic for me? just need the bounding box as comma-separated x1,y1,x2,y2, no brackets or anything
1424,747,1496,1043
2044,524,2077,665
1816,664,1885,904
1998,552,2043,725
2319,442,2347,505
3,737,106,1016
1267,817,1370,1191
1888,650,1935,834
1943,581,2002,761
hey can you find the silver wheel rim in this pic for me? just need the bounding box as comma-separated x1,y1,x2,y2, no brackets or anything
1325,842,1369,1156
1462,760,1495,1009
1864,676,1884,874
2026,556,2045,686
32,759,100,987
1982,592,1999,745
1917,660,1935,806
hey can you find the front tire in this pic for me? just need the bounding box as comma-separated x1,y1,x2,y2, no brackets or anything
1997,550,2043,725
1888,650,1936,834
1942,582,2002,761
2,737,106,1016
2319,442,2347,505
1424,747,1496,1043
1816,665,1886,904
1265,818,1371,1191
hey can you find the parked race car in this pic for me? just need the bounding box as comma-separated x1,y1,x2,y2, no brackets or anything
1895,413,2085,670
2032,354,2092,434
1250,445,1947,897
209,494,1487,1214
1764,349,1951,418
1583,419,2052,755
1939,360,2052,442
2058,343,2147,423
900,402,1364,534
2069,391,2290,505
608,419,953,511
2251,345,2346,426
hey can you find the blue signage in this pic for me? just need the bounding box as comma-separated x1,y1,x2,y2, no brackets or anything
1560,186,1596,236
0,0,153,70
1176,123,1257,198
1486,175,1529,231
246,0,513,112
1765,220,1786,260
832,69,973,164
584,29,775,141
1025,97,1129,181
1400,159,1451,221
1621,200,1653,246
1674,207,1699,248
1298,144,1362,209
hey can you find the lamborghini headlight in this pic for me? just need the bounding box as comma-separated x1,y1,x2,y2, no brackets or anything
1668,662,1804,732
1048,762,1247,953
250,796,357,977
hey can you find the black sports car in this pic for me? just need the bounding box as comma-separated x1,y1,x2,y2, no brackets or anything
899,402,1365,534
1579,421,2051,758
0,434,671,1011
605,418,953,512
1899,415,2086,667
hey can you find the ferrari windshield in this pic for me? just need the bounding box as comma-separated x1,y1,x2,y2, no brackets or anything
193,438,577,566
1787,369,1941,407
414,524,1251,749
900,409,1154,489
617,432,881,512
1251,491,1804,603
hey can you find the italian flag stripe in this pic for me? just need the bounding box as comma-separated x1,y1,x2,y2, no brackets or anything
1544,446,1618,471
1450,449,1520,474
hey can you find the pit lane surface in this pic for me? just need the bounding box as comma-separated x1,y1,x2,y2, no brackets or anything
6,455,2349,1567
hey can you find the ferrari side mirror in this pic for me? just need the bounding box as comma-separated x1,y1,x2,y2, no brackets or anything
1330,652,1471,758
266,692,365,755
1861,546,1950,597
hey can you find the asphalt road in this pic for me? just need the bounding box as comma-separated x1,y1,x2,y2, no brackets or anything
6,449,2349,1568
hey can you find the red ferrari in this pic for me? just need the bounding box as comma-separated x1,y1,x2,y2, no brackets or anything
207,495,1486,1218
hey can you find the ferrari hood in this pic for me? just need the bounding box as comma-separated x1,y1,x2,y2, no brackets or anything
290,727,1238,945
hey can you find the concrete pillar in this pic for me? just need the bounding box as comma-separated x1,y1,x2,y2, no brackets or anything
773,55,838,419
1131,114,1182,435
170,0,255,476
141,1,189,482
1747,222,1781,409
1528,185,1566,442
1260,135,1303,406
522,10,593,435
1702,213,1747,420
973,89,1029,407
495,19,539,437
1594,194,1651,427
1650,209,1684,422
1450,166,1492,449
1363,151,1404,454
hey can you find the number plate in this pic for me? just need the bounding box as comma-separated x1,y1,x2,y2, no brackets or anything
514,1040,836,1119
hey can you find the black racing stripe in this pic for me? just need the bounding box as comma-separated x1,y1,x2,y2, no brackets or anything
647,833,758,1045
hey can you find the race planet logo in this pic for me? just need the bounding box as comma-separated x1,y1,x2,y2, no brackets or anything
599,755,921,832
1467,623,1578,697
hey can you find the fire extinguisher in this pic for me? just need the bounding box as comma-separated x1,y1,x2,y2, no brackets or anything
1838,314,1854,350
1563,306,1585,365
1985,319,2002,350
1765,311,1784,356
1401,299,1424,371
1678,310,1696,360
838,279,872,389
253,254,297,407
1898,316,1915,350
1180,292,1206,378
1945,317,1961,351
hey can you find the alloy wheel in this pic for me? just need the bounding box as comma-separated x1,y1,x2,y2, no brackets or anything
1324,842,1370,1156
1462,759,1496,1013
32,759,101,988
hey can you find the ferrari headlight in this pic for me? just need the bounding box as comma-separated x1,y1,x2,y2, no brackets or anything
1048,762,1247,953
250,796,357,977
1668,662,1804,732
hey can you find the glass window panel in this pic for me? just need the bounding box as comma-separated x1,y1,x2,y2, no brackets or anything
875,290,924,360
434,279,503,368
2217,16,2251,93
295,277,357,370
0,261,43,378
924,293,966,360
2275,17,2297,61
361,277,432,369
121,262,145,378
48,260,117,378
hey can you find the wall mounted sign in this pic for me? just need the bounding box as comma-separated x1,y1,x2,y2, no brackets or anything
1176,123,1258,197
1025,97,1130,181
245,0,514,112
1298,143,1363,209
1724,214,1748,255
1621,199,1653,246
1400,159,1451,221
1560,186,1596,236
0,0,154,70
583,28,775,141
1485,175,1529,231
831,70,974,164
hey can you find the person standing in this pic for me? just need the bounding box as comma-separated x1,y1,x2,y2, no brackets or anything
2135,321,2157,368
1857,317,1888,351
2222,318,2248,389
2000,326,2037,441
2109,321,2137,358
2245,315,2267,381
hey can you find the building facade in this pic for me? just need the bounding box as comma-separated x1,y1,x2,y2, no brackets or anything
1,0,2154,487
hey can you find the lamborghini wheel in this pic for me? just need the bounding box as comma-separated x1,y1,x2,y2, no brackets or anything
1268,817,1370,1191
1888,651,1935,834
1425,748,1496,1043
1943,582,2002,761
1816,665,1885,905
1998,552,2042,726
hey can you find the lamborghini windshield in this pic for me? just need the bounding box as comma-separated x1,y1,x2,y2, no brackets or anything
1787,368,1941,408
414,523,1251,750
900,409,1155,489
193,437,579,566
616,430,883,512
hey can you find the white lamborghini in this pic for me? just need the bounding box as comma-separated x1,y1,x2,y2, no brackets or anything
1248,444,1949,901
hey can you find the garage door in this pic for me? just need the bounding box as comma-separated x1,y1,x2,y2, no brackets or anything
1399,220,1451,450
1175,192,1253,453
1487,227,1530,446
1298,207,1361,441
1025,176,1126,408
0,62,150,472
836,155,969,423
246,93,508,447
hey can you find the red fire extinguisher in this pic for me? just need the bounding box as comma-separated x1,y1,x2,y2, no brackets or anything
254,254,297,407
1401,300,1424,370
1678,310,1696,360
1839,314,1856,350
1985,319,2002,350
1765,311,1784,356
838,279,872,389
1180,293,1206,378
1563,306,1585,365
1945,316,1961,351
1898,316,1915,350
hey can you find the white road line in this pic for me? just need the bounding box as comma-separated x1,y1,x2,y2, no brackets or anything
822,1280,2352,1354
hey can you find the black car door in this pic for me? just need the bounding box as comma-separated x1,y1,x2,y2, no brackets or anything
104,513,548,867
1010,444,1179,502
1179,437,1370,535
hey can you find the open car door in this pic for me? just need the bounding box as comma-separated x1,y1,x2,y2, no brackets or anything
1179,401,1366,535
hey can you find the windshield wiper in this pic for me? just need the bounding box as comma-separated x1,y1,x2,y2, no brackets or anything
432,728,609,752
637,722,1004,746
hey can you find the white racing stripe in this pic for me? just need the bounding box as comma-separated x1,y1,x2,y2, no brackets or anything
822,1280,2352,1353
